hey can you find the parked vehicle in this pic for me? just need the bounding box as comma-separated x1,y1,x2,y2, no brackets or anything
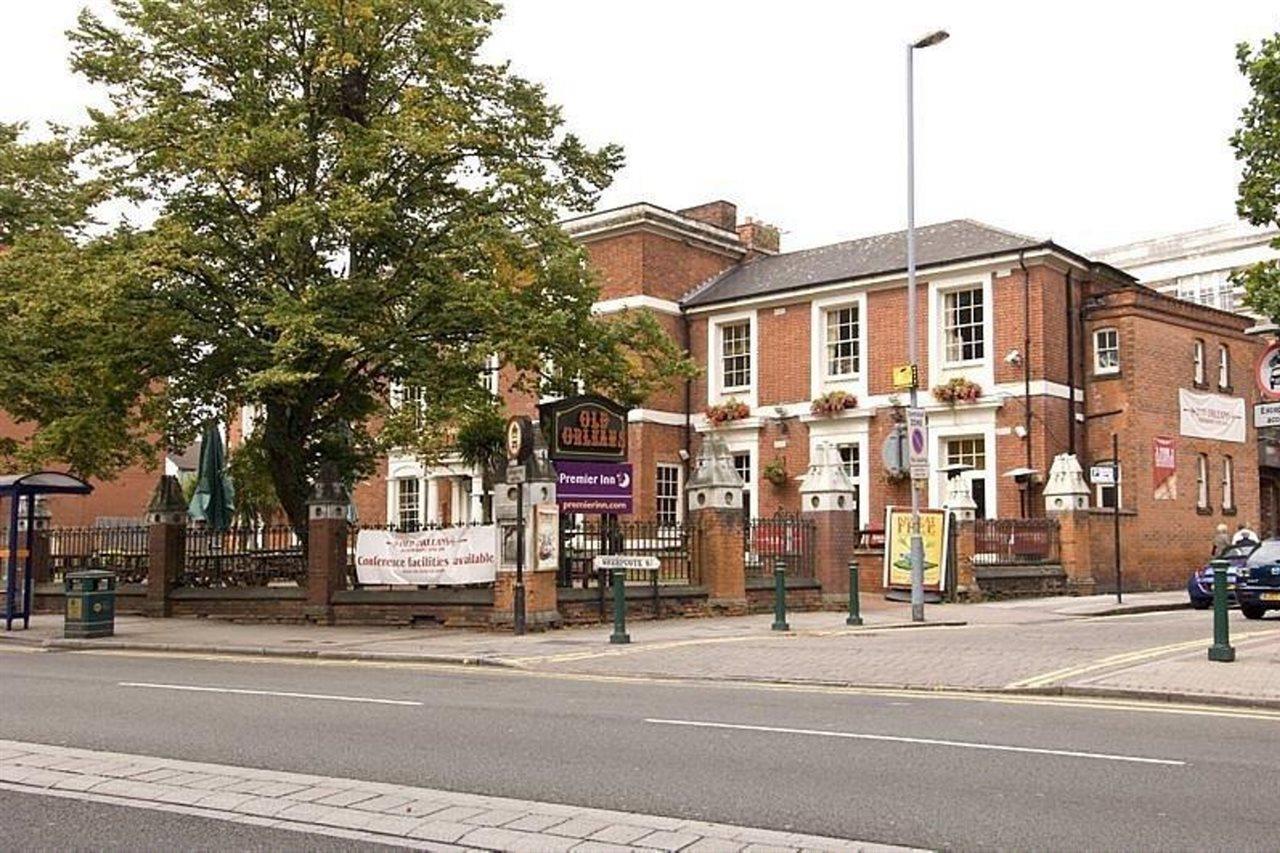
1236,539,1280,619
1186,542,1256,608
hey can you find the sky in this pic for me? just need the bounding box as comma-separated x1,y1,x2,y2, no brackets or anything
3,1,1278,253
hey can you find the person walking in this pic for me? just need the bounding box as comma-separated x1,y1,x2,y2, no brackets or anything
1212,523,1233,556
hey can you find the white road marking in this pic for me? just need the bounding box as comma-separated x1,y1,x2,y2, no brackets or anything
645,718,1186,766
118,682,422,706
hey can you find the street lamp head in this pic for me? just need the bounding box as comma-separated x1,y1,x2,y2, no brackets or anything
912,30,950,49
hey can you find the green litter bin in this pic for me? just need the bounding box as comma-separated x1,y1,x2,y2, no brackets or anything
65,570,115,639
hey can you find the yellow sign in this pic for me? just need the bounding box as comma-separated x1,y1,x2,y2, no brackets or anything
892,364,918,390
883,506,950,592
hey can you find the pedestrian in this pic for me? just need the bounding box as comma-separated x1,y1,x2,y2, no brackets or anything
1233,522,1260,546
1212,523,1232,556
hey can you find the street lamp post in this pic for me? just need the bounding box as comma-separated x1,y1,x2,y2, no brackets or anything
906,29,949,623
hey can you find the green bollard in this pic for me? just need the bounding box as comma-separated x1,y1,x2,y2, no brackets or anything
610,568,630,645
846,558,863,626
772,557,790,632
1208,558,1235,662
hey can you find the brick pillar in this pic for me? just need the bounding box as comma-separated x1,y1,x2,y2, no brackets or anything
952,519,977,597
687,434,748,614
800,441,857,607
145,475,188,617
20,497,52,584
1057,510,1096,595
305,464,350,624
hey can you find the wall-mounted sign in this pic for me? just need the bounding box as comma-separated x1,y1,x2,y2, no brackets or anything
1089,465,1115,485
1179,389,1246,443
540,395,629,462
1256,341,1280,401
555,461,633,514
1153,436,1177,500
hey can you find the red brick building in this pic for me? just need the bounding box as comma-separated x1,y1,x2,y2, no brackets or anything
358,200,1265,590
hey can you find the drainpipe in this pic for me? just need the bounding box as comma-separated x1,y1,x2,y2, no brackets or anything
1065,268,1076,455
1019,251,1033,517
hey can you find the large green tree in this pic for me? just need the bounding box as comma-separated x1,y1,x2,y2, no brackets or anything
0,0,690,535
1233,31,1280,318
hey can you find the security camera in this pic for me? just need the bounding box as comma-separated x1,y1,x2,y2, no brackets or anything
1013,425,1028,438
1005,349,1022,365
677,449,690,461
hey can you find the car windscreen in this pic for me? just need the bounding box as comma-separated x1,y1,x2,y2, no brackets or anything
1245,540,1280,567
1223,544,1258,560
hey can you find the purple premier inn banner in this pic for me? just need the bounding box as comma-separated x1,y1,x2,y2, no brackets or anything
555,461,633,514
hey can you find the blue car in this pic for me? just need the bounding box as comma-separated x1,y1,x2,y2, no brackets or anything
1237,539,1280,620
1186,542,1256,609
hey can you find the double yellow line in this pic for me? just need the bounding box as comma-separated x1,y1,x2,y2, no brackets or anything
1006,629,1280,689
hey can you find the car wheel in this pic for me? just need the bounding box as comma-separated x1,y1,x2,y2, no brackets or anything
1190,599,1211,610
1241,604,1266,620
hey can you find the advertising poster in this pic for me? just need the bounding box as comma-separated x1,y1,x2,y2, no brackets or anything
355,526,498,586
534,503,559,571
883,506,950,592
1153,436,1177,500
1179,389,1246,443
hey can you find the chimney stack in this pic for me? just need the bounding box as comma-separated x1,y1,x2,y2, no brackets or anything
737,217,780,256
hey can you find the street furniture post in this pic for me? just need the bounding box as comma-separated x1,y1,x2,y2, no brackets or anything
610,567,629,645
1112,432,1122,604
846,558,863,626
1208,558,1235,662
514,480,526,636
772,557,790,632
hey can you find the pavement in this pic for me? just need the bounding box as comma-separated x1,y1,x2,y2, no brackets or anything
7,590,1280,710
0,739,902,852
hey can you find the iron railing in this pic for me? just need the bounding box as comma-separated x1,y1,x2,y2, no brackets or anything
745,511,816,579
559,519,699,587
972,518,1061,565
47,525,150,584
179,525,305,587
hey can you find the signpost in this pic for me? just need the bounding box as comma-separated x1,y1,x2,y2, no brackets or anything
505,416,534,636
1256,340,1280,401
540,395,629,462
892,364,918,390
596,555,660,645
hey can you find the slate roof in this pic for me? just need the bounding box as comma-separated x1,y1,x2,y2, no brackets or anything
682,219,1118,307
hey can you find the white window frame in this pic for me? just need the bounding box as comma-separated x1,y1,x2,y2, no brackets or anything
656,463,683,526
824,304,860,379
810,292,868,401
1218,344,1230,390
928,409,999,518
942,286,986,365
1093,328,1119,375
719,321,752,392
1197,453,1210,510
1194,339,1206,386
928,274,994,393
707,311,758,406
1223,455,1235,512
395,477,422,529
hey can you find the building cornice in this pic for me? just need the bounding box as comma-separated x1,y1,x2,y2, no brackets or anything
563,203,748,258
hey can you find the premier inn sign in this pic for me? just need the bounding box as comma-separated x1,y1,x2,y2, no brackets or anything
540,395,629,462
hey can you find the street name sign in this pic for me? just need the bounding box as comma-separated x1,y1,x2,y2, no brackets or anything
1090,465,1115,485
594,555,660,572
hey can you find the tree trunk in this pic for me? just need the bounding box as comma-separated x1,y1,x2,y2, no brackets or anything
262,403,311,544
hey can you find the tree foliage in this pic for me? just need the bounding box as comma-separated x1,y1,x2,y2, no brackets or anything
0,0,693,534
1233,32,1280,319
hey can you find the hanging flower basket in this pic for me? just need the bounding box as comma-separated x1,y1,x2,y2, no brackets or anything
706,398,750,425
762,457,788,486
885,468,911,484
932,378,983,405
810,390,858,416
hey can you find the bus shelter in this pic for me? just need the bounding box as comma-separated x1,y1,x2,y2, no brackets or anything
0,472,93,630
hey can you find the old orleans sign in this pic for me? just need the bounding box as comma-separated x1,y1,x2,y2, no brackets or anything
539,395,628,462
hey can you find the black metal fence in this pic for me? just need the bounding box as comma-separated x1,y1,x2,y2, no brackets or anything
559,519,700,587
745,511,816,579
972,518,1060,565
179,525,305,587
48,525,150,584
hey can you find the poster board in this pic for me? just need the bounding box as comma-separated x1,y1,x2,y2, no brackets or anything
882,506,951,593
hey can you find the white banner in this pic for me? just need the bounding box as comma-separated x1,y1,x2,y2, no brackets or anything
355,526,498,586
1179,389,1246,443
